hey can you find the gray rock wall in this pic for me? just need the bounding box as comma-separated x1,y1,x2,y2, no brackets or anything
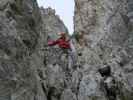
0,0,68,100
40,7,68,41
74,0,133,100
1,0,133,100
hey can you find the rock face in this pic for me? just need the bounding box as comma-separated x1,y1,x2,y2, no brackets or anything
74,0,133,100
1,0,133,100
40,7,68,41
0,0,67,100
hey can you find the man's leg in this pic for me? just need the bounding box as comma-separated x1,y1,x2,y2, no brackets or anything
68,49,77,69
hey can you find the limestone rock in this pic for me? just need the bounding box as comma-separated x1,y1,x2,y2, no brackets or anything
0,0,68,100
1,0,133,100
74,0,133,99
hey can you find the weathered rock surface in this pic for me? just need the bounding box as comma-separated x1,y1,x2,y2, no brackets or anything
1,0,133,100
0,0,68,100
74,0,133,100
40,7,68,41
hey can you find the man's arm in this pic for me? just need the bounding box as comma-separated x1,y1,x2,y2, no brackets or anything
48,40,59,46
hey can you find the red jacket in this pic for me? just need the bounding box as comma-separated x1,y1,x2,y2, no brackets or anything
48,37,70,49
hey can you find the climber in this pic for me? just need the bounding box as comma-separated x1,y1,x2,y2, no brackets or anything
48,32,77,68
48,32,70,49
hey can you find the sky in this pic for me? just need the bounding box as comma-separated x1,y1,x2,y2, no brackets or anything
37,0,74,34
